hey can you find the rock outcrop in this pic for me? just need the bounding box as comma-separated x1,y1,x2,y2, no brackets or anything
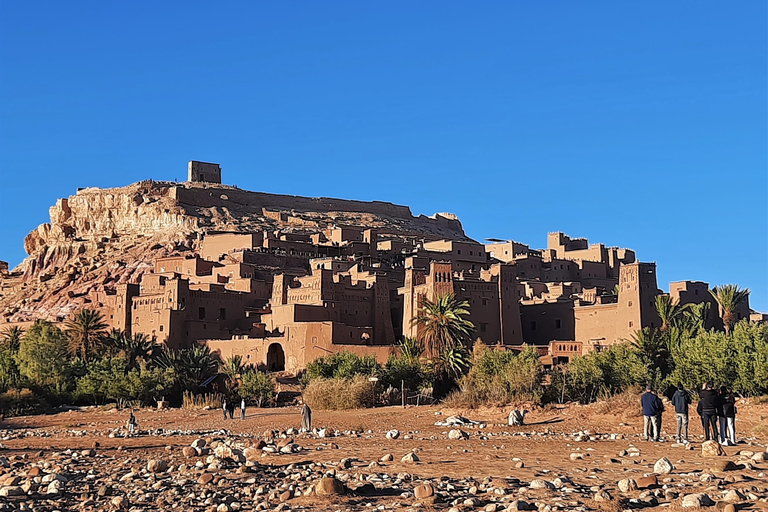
1,180,469,323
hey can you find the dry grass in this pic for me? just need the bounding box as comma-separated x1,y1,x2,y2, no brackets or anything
752,421,768,437
590,386,643,418
181,391,224,410
302,376,375,410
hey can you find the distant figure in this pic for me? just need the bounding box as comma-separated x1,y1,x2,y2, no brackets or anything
300,403,312,432
222,399,228,420
240,398,246,420
655,392,665,442
641,386,662,442
127,410,137,435
720,387,737,446
672,384,691,444
508,409,528,426
698,382,720,442
226,400,235,419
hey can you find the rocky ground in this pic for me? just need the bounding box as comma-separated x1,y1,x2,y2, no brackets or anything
0,397,766,512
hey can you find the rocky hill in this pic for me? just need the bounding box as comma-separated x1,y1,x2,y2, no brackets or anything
0,180,469,324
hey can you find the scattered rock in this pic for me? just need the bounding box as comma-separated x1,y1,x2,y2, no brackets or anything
654,457,675,474
414,483,435,499
702,441,725,457
386,429,400,439
147,459,168,473
401,452,419,463
315,477,346,496
682,493,715,508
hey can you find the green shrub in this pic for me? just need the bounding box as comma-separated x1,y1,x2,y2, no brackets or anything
442,346,544,408
16,320,70,393
382,354,425,392
305,351,381,381
302,375,375,410
239,369,275,406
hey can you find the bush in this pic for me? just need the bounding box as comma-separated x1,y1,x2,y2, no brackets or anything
382,354,425,392
239,369,275,406
0,388,49,417
305,351,381,382
302,375,375,410
75,358,173,406
442,346,544,408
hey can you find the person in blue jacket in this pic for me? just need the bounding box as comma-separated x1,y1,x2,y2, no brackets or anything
641,385,662,442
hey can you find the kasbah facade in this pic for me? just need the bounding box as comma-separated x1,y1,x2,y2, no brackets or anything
16,162,757,372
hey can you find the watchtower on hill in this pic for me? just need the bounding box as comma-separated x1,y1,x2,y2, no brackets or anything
188,161,222,183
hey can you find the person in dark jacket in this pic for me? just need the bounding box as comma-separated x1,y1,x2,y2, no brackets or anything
641,386,662,441
672,384,691,443
721,387,737,445
698,382,720,442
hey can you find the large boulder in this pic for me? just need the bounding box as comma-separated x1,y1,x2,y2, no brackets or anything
315,477,346,496
702,441,725,457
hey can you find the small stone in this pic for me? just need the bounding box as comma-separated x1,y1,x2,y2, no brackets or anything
386,429,400,439
147,459,168,473
618,478,638,492
414,483,435,500
380,453,394,462
448,429,469,440
198,473,214,485
702,441,725,457
594,490,613,502
401,452,419,463
654,457,674,474
682,493,715,508
182,446,197,458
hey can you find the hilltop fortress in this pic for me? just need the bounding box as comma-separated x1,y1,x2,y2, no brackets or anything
0,161,754,371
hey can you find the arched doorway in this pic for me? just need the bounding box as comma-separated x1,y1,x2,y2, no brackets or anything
266,343,286,371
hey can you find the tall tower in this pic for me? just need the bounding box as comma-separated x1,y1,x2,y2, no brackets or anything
616,262,660,339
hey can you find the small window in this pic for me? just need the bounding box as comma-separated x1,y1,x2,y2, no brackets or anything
629,321,633,328
482,298,488,306
530,321,537,331
555,319,562,329
159,325,164,332
480,323,487,332
457,250,462,255
628,301,633,307
219,308,226,320
198,307,206,320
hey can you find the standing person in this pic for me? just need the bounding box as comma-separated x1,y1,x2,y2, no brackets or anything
222,399,228,420
721,387,737,446
654,393,665,442
300,403,312,433
672,384,691,444
717,386,728,444
240,398,246,420
127,410,137,435
641,386,661,442
698,382,720,442
226,400,235,419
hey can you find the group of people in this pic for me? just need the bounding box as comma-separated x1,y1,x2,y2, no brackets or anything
222,398,248,420
642,382,737,445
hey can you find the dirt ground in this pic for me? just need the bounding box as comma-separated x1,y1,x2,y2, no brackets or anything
1,396,767,511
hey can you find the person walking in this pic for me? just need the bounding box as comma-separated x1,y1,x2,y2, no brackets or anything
222,399,228,420
240,398,246,420
717,386,728,444
300,403,312,433
641,386,661,442
672,384,691,444
721,387,737,446
698,382,720,442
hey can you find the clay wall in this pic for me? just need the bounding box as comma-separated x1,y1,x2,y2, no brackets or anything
188,161,222,183
520,301,576,345
201,233,263,261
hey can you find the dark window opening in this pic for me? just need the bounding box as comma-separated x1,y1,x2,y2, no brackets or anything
198,307,206,320
530,321,537,331
219,308,226,320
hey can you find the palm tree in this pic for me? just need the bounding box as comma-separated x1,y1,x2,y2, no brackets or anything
64,309,109,361
155,345,219,391
413,293,474,357
682,302,711,334
398,337,424,362
710,285,750,336
0,326,24,352
114,332,160,369
221,355,246,393
630,327,669,372
654,295,684,333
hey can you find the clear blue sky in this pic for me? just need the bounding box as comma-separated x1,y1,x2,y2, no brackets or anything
1,2,766,310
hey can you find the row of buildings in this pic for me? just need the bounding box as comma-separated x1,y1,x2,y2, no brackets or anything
92,225,750,372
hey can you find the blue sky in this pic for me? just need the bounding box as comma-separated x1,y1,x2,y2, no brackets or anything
1,2,766,310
